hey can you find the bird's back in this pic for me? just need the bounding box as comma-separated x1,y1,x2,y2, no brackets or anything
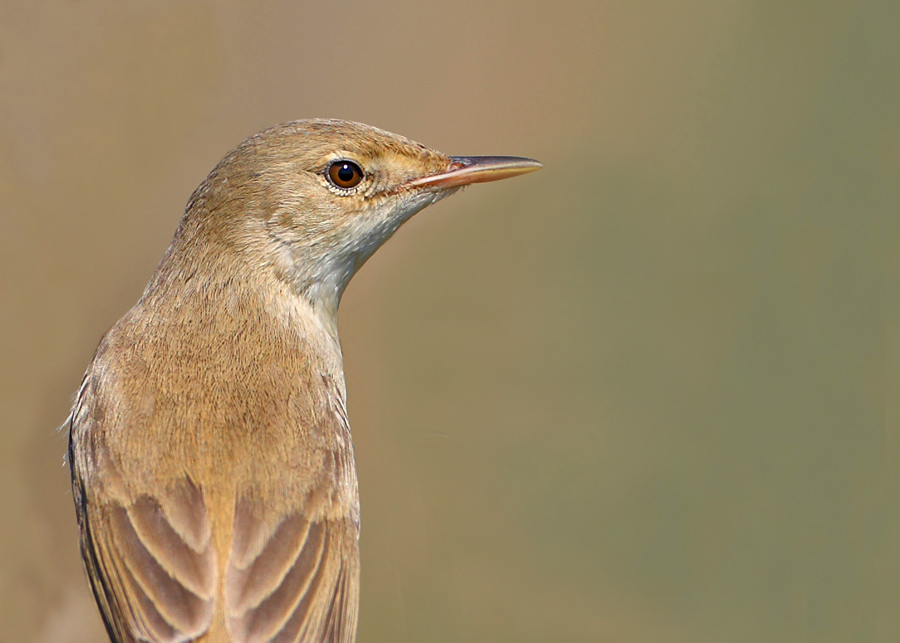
69,279,361,643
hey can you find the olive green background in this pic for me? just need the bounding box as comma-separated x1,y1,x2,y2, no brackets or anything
1,1,896,641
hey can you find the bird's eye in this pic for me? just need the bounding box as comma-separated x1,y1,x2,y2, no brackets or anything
327,160,364,189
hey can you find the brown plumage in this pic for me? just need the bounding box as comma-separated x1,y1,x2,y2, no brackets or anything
67,119,540,643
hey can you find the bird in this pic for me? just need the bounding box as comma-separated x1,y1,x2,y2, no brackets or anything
67,119,541,643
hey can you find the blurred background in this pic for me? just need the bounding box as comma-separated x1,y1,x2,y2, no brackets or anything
1,1,896,641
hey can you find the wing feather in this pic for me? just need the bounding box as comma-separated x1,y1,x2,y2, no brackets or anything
284,533,358,643
127,496,216,599
226,497,359,643
226,514,315,614
76,479,218,643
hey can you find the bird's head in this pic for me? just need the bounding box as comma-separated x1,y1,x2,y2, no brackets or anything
169,119,541,315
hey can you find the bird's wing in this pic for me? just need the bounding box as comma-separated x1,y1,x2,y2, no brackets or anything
224,494,360,643
220,377,361,643
72,474,218,643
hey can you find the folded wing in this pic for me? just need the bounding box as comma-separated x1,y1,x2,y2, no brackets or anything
225,495,359,643
75,477,217,643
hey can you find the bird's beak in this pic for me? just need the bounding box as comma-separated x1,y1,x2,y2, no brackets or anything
403,156,543,191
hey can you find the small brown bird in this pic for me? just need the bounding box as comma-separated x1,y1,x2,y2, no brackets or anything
67,119,541,643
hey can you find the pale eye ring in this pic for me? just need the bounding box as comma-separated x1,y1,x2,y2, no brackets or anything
327,160,364,189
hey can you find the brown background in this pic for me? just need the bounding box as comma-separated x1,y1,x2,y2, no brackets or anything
1,1,897,641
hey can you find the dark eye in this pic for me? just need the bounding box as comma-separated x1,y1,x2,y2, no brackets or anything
328,160,364,189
